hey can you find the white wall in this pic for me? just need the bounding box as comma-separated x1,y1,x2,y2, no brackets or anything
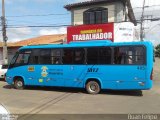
114,22,136,42
114,2,125,23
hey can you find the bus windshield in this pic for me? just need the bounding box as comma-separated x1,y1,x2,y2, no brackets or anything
9,50,31,69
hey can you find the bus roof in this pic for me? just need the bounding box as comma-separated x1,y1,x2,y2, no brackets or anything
19,40,153,50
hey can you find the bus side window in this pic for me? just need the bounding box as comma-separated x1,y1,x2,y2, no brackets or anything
99,47,111,64
87,47,112,65
114,47,122,64
114,46,145,65
127,50,133,64
114,47,128,64
133,47,145,64
51,49,61,64
74,49,84,64
62,49,74,64
29,49,40,64
39,49,51,64
87,48,98,64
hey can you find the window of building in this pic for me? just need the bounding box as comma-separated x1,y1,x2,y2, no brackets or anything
83,7,108,24
114,46,145,65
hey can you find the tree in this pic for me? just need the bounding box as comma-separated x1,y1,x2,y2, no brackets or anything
155,44,160,58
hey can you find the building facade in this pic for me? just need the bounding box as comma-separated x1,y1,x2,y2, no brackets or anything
64,0,138,43
64,0,136,26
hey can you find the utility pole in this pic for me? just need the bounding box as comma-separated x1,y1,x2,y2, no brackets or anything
140,0,146,41
1,0,8,64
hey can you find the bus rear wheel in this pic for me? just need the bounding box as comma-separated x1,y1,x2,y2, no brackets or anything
14,78,24,90
86,81,100,94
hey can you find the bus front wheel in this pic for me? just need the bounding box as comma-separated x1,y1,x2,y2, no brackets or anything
86,81,100,94
14,77,24,90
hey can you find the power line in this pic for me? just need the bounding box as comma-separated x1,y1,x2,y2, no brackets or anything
7,18,70,24
6,20,70,26
151,18,160,21
6,13,70,17
6,16,160,29
7,11,157,26
146,24,160,34
3,3,160,34
6,24,70,28
5,5,160,18
136,17,160,22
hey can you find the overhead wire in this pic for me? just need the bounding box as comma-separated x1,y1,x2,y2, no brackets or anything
1,3,159,31
3,4,160,18
5,5,160,18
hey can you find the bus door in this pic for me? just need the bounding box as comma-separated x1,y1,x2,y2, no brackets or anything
62,48,86,87
27,49,50,86
113,46,146,89
10,50,41,86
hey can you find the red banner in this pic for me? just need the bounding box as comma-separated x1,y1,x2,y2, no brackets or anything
67,23,114,43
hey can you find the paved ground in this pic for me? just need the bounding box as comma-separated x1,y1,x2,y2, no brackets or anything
0,58,160,119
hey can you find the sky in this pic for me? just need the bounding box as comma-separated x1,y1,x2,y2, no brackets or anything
0,0,160,45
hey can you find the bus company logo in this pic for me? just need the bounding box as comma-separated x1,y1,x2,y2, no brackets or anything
28,66,35,72
87,68,99,73
41,66,48,77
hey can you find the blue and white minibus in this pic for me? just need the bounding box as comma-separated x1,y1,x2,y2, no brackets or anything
6,40,154,94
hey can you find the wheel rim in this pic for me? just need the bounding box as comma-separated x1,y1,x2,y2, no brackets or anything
89,83,98,93
17,81,23,87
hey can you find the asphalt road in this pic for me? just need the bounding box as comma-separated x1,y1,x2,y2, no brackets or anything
0,58,160,120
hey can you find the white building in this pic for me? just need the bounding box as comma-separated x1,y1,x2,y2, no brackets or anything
64,0,137,26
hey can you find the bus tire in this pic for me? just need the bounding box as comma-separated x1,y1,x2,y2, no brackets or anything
14,77,24,90
86,80,100,94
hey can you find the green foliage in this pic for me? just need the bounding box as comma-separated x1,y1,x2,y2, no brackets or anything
155,44,160,58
